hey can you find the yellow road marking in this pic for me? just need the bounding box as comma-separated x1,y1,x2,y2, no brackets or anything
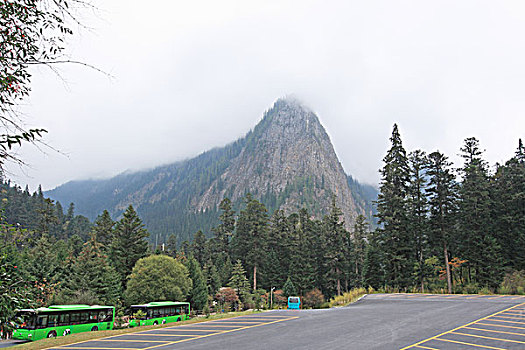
234,317,293,319
464,326,525,337
149,329,224,332
434,338,507,349
182,324,245,328
142,316,299,350
501,312,525,316
129,333,218,337
486,295,507,300
399,302,525,350
476,322,525,330
142,333,217,337
53,348,139,350
413,345,439,350
205,321,264,324
452,331,525,344
492,315,525,321
86,339,169,342
486,318,525,325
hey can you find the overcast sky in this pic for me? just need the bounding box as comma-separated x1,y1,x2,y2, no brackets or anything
7,0,525,191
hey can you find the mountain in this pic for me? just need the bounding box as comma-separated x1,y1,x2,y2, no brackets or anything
47,98,378,244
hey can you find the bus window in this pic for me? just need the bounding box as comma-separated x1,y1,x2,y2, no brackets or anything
15,312,36,330
48,314,58,327
70,313,80,324
36,315,48,329
104,309,113,322
175,307,181,315
169,307,175,316
80,312,89,324
89,311,98,322
59,313,70,326
182,305,189,314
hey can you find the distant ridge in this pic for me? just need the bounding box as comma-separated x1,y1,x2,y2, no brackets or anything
47,97,378,243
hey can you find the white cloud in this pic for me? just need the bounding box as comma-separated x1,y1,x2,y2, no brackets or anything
7,0,525,190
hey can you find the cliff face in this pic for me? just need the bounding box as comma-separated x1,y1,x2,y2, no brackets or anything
196,98,359,226
47,97,377,242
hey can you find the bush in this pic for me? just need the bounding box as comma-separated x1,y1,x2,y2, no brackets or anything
499,270,525,295
462,283,480,294
328,288,367,308
302,289,325,308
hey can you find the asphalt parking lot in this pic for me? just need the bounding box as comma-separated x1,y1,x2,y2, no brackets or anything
46,314,298,350
45,294,525,350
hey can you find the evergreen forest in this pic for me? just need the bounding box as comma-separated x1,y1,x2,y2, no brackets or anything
1,125,524,337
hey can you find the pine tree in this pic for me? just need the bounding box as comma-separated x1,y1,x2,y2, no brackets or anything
204,260,222,295
322,196,347,296
185,256,208,311
110,205,150,289
191,230,207,266
363,231,384,289
69,234,121,305
266,210,291,289
92,210,115,249
282,276,297,297
352,215,369,288
228,260,250,302
458,138,502,289
287,209,316,294
166,234,178,257
211,198,235,255
407,150,429,292
492,139,525,270
231,194,268,291
426,151,458,293
36,198,58,238
376,124,412,288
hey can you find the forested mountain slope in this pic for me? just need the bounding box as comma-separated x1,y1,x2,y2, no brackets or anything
47,98,377,243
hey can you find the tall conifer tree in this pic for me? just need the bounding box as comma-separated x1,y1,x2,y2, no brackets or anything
110,205,150,289
458,138,502,288
376,124,411,288
407,150,429,291
231,194,268,291
426,151,457,293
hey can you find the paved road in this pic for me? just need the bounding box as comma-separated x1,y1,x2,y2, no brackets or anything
46,294,525,350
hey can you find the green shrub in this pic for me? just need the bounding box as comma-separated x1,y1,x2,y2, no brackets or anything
328,288,367,308
499,270,525,295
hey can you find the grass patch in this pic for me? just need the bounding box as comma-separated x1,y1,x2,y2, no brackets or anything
328,287,367,308
13,310,263,350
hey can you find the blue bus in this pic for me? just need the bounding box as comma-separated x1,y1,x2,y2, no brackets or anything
287,296,301,310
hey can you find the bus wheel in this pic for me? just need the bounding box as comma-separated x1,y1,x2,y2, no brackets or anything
91,326,98,332
153,321,158,326
176,318,181,322
47,331,57,338
162,319,166,324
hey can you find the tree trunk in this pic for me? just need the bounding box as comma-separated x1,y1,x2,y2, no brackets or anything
253,265,257,291
443,241,452,294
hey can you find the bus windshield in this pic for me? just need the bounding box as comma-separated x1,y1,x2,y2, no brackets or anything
289,297,300,304
130,307,148,319
14,311,36,330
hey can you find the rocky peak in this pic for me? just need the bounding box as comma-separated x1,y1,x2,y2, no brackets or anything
196,97,360,227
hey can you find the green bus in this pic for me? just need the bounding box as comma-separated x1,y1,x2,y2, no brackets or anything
129,301,190,327
12,304,114,341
